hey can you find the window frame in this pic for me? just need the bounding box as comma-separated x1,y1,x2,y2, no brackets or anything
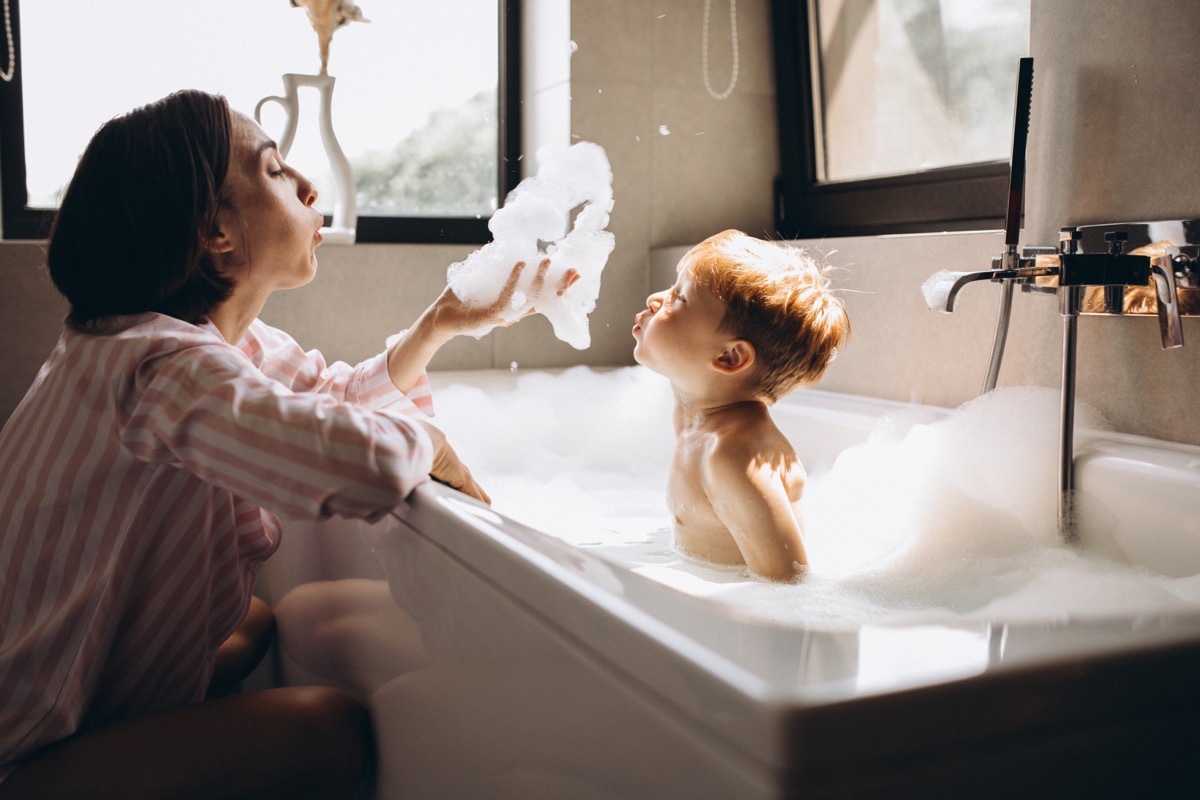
770,0,1010,239
0,0,521,244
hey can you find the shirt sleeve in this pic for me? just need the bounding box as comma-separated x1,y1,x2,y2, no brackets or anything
119,339,435,521
239,319,434,417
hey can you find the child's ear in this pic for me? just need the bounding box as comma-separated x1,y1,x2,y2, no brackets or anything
713,339,755,375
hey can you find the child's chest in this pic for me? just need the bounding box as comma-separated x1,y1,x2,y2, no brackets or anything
666,434,720,523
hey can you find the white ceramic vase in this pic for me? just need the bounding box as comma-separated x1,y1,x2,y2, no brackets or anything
255,73,357,245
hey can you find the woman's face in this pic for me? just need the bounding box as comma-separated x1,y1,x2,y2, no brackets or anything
213,112,325,297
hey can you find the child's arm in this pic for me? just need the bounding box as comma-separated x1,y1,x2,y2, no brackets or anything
704,440,808,581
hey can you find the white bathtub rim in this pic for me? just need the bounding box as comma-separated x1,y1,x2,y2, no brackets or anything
387,481,1200,774
384,486,797,772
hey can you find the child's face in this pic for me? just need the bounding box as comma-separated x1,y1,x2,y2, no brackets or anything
632,269,730,381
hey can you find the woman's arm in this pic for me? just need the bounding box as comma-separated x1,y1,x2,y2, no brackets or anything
386,259,579,394
121,342,492,517
240,320,422,413
245,260,577,406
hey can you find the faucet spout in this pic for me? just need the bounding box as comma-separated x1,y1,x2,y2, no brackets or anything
922,261,1061,314
1150,252,1185,349
922,269,1003,313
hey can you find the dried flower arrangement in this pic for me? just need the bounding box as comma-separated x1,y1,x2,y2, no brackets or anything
290,0,369,75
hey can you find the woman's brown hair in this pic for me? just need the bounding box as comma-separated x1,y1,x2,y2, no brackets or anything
47,89,235,326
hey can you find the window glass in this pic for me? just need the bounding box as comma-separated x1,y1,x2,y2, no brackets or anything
811,0,1029,183
18,0,499,218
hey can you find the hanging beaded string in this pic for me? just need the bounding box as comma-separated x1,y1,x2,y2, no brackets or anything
1,0,13,82
702,0,738,100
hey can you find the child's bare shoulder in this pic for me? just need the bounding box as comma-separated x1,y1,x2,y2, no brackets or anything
705,408,796,468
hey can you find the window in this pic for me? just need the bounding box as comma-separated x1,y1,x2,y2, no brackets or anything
0,0,520,243
771,0,1030,238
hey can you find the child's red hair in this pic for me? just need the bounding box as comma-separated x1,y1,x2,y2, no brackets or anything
681,229,850,401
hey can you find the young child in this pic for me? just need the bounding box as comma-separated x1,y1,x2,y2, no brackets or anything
632,230,850,581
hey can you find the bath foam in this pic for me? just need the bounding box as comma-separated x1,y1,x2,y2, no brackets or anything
920,269,964,312
446,142,615,349
431,367,1200,629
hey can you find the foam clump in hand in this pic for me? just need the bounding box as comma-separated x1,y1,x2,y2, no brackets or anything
446,142,615,349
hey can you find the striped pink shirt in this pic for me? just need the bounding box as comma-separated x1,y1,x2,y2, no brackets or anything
0,312,435,777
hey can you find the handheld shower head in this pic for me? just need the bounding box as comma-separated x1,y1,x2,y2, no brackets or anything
1004,57,1035,250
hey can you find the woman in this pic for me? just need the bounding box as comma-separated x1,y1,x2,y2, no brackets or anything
0,90,570,799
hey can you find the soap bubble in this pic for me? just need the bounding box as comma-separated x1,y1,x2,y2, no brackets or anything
446,142,615,349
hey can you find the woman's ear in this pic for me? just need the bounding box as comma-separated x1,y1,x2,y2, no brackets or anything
206,231,235,255
205,210,237,256
713,339,755,375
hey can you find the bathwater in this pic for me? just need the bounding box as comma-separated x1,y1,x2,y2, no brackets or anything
431,367,1200,629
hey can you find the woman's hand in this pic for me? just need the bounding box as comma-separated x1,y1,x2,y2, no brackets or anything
413,418,490,505
386,259,579,397
430,258,580,339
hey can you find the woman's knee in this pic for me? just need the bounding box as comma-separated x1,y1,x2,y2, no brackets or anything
233,596,276,662
209,596,277,697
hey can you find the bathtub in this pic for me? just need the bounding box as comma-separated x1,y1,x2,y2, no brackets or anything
258,368,1200,799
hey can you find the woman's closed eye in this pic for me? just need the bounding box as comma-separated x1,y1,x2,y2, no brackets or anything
264,148,290,178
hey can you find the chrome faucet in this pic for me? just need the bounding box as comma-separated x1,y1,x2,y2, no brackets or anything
924,219,1197,540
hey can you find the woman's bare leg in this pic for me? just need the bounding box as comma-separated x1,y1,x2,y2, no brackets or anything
208,595,277,698
0,686,374,800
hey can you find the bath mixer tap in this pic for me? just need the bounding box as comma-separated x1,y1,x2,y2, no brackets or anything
925,219,1198,541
